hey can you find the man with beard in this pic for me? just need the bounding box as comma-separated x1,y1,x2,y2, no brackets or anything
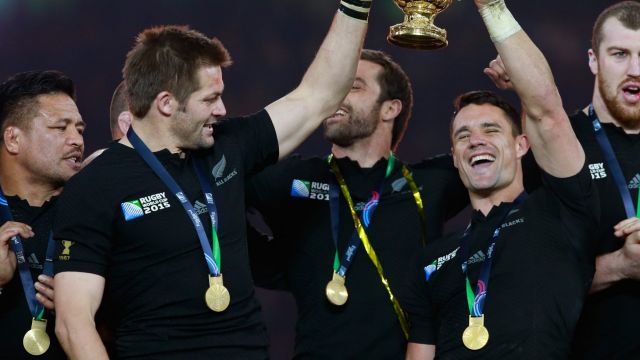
485,2,640,357
0,70,84,359
404,0,598,357
52,2,371,358
247,49,468,358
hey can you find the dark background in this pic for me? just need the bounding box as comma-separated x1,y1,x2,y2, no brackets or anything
0,0,622,358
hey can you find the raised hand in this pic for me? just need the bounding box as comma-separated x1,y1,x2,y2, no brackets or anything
483,55,514,91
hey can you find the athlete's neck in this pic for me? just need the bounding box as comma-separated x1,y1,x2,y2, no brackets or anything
331,134,391,168
120,120,186,155
0,156,61,207
469,179,525,216
590,89,640,134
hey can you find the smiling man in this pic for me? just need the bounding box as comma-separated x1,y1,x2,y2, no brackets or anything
484,2,640,358
403,0,599,358
0,70,84,359
247,49,467,359
52,2,370,358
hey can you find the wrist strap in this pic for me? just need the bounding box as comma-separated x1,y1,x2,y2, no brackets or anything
479,0,522,43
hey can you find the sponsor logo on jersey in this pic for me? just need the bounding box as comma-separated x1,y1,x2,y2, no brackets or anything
501,217,525,229
28,253,43,270
290,179,330,201
467,250,485,265
58,240,74,261
194,200,208,215
588,162,607,180
391,177,407,193
628,173,640,189
212,155,238,186
121,192,171,221
436,247,459,270
424,260,437,281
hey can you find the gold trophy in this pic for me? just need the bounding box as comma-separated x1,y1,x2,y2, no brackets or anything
388,0,453,50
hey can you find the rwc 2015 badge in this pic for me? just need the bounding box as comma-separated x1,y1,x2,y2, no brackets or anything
290,179,330,201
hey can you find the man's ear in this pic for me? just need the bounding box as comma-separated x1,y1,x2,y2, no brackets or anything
117,111,133,138
515,133,530,159
381,99,402,123
452,146,459,169
3,126,21,154
588,49,599,76
155,91,177,117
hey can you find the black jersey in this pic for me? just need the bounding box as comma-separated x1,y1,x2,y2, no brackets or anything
53,110,278,359
247,154,468,359
404,166,598,359
0,196,65,359
523,111,640,359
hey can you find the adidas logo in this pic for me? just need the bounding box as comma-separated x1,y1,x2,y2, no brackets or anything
28,253,43,270
194,200,208,215
628,173,640,189
28,253,39,264
467,250,485,265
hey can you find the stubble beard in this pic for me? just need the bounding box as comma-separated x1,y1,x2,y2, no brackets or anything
599,75,640,130
322,104,380,147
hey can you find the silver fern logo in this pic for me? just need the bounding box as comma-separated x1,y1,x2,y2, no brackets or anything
211,155,238,186
212,155,227,179
391,177,407,192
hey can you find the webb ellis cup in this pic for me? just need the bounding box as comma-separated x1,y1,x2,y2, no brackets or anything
388,0,453,50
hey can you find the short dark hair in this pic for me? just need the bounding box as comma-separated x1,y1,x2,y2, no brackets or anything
452,90,521,137
109,81,127,138
592,1,640,55
0,70,76,136
123,25,232,118
360,49,413,150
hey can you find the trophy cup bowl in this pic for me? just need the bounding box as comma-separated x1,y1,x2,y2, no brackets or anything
387,0,453,50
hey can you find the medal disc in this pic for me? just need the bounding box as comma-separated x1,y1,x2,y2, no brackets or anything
325,272,349,306
23,326,50,356
205,275,230,312
462,315,489,351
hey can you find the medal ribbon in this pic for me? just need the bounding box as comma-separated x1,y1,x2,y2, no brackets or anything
589,104,638,218
328,153,412,338
127,129,221,276
402,165,426,245
0,190,55,320
329,154,395,276
459,192,527,317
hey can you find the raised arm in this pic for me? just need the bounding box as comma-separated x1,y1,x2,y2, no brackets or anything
265,3,369,158
54,271,108,360
474,0,584,177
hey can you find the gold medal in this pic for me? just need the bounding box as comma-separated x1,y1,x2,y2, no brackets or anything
23,318,50,356
204,275,230,312
325,272,349,306
462,315,489,350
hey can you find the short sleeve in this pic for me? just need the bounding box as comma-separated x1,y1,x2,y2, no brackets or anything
215,110,279,177
401,251,437,345
53,170,115,277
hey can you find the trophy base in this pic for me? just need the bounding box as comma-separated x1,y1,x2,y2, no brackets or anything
387,23,448,50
